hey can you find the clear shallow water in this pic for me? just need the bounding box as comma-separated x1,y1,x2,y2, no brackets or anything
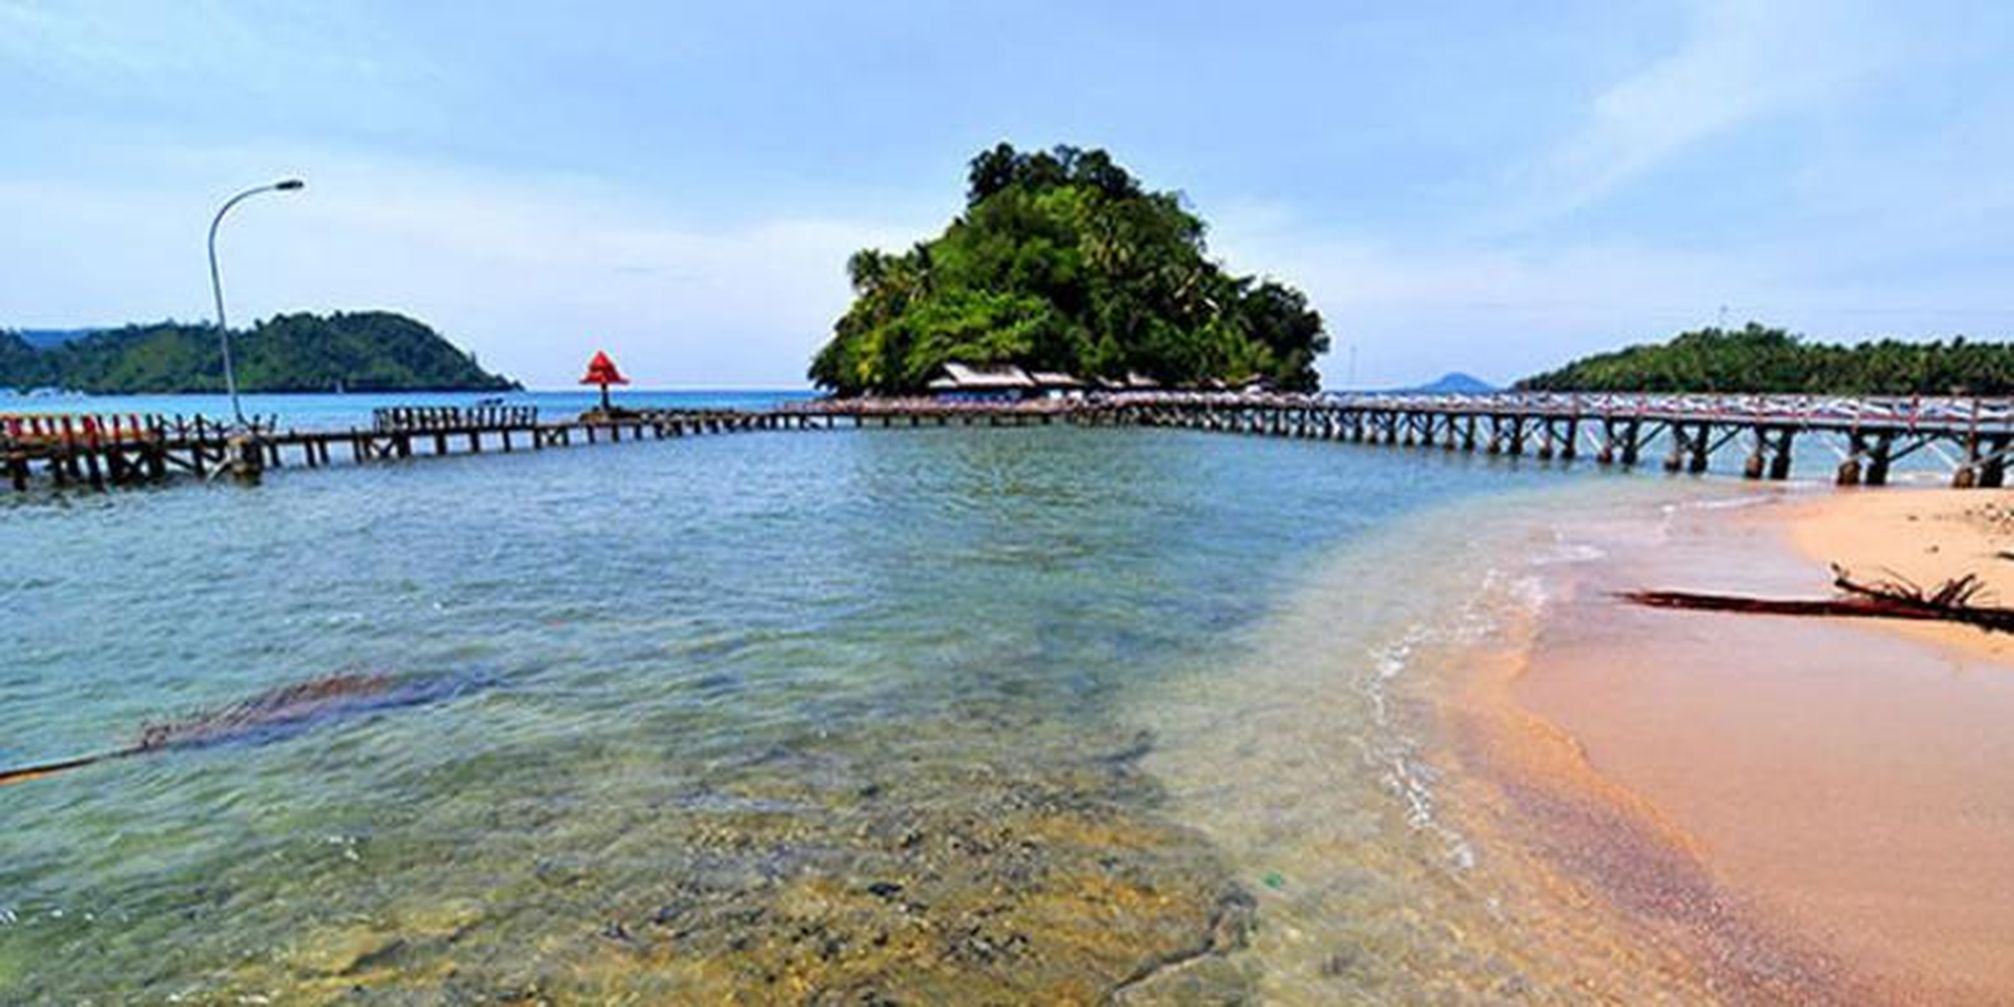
1,419,1671,1000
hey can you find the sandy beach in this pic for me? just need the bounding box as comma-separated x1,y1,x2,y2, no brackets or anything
1455,486,2014,1002
1788,489,2014,662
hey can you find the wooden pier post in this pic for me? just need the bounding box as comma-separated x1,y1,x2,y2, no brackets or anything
1770,429,1794,480
1981,436,2008,488
1866,432,1894,486
226,433,264,485
1837,431,1864,485
1664,425,1688,473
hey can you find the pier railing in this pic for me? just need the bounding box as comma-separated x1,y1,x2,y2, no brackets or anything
11,391,2014,494
373,405,539,433
3,413,163,448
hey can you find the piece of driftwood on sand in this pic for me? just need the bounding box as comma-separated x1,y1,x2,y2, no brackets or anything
1620,565,2014,635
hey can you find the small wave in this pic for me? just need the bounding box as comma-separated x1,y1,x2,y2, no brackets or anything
1662,491,1780,515
1355,571,1540,872
1529,541,1606,566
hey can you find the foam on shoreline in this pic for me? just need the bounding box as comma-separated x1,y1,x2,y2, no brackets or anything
1135,477,2014,1000
1130,483,1739,1001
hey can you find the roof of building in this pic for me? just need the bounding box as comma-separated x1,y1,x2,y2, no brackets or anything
930,362,1036,390
1027,370,1085,388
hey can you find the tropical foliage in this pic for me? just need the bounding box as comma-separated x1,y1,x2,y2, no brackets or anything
809,144,1328,395
0,311,518,393
1519,324,2014,395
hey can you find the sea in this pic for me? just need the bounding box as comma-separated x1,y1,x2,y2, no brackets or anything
0,389,1764,1000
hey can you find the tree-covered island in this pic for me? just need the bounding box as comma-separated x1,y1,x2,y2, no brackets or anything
0,311,518,394
1519,323,2014,396
809,144,1328,395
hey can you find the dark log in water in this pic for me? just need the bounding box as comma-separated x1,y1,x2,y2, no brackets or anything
133,671,393,751
1620,565,2014,635
0,670,482,787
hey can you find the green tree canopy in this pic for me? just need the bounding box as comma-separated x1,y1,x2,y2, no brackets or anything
0,311,517,394
1518,323,2014,395
809,143,1328,395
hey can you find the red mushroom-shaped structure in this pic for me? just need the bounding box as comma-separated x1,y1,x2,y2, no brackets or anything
579,350,630,411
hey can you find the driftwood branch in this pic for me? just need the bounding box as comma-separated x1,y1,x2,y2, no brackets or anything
1620,565,2014,635
0,669,486,788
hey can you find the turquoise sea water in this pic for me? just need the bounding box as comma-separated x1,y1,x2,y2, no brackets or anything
1,394,1693,1000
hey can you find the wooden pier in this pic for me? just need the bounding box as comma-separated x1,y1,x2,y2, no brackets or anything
6,392,2012,494
1,405,818,493
1076,392,2014,488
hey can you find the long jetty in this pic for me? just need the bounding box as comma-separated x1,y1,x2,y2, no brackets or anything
0,405,813,493
5,392,2012,494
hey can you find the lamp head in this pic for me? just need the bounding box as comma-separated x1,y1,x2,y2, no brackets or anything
274,179,305,191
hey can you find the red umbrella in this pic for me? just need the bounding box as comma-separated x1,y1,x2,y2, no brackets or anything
580,350,630,411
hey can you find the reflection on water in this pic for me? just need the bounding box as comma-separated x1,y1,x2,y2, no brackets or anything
4,424,1640,1000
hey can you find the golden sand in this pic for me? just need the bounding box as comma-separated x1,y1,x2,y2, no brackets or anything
1461,487,2014,1002
1786,488,2014,662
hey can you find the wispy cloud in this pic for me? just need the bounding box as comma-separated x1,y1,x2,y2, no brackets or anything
1501,0,1901,228
0,144,936,387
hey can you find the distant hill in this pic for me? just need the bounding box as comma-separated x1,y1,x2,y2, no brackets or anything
0,311,518,394
1518,323,2014,395
18,329,99,350
1395,371,1495,395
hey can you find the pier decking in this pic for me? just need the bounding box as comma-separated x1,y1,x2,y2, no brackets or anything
1,406,814,492
6,392,2012,494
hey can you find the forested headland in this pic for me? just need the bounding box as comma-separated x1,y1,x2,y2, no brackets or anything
0,311,518,394
809,143,1328,395
1519,324,2014,396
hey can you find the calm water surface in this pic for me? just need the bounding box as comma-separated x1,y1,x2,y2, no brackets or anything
2,415,1681,1000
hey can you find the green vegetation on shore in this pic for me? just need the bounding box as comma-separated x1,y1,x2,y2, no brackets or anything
1519,324,2014,395
809,143,1328,395
0,311,518,394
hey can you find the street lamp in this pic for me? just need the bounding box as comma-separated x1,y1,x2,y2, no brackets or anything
209,178,305,427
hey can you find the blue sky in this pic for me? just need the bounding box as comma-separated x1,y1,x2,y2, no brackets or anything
2,1,2010,389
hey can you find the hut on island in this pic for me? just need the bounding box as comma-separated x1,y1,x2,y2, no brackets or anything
924,361,1096,401
927,362,1037,402
1028,371,1087,400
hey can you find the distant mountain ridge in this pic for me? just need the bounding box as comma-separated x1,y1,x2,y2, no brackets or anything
0,311,518,394
18,329,100,350
1394,371,1496,395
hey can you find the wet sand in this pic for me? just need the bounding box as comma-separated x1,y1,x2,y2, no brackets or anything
1468,487,2014,1001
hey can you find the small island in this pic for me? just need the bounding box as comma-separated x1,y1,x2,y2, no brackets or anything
809,144,1328,396
0,310,519,394
1519,323,2014,396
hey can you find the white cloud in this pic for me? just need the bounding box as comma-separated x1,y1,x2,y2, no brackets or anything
0,146,937,387
1211,215,1755,385
1502,0,1900,227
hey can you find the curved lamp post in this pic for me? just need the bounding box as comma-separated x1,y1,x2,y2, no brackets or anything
209,178,305,427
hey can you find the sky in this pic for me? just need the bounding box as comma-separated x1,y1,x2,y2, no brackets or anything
2,0,2011,389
